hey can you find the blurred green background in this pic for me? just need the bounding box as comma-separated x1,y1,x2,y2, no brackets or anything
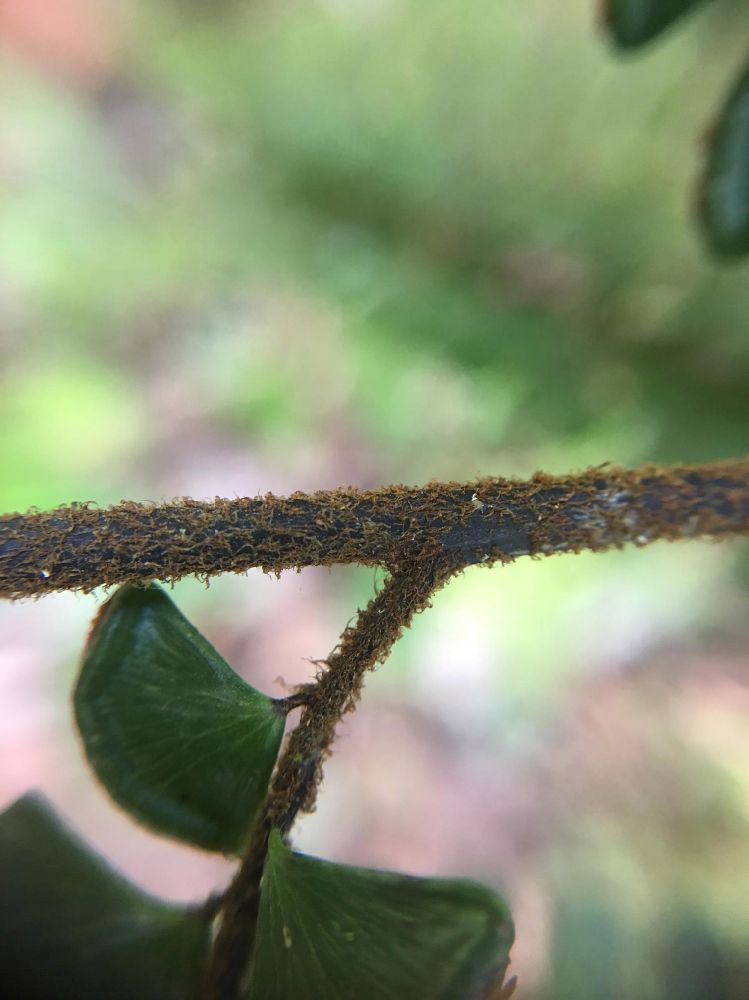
1,0,749,996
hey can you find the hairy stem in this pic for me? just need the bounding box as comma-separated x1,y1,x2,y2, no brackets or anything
205,554,457,1000
2,458,749,600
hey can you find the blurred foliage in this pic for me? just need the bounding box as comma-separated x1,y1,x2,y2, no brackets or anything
600,0,749,259
3,0,749,515
125,0,749,467
0,793,211,1000
601,0,714,51
2,2,749,998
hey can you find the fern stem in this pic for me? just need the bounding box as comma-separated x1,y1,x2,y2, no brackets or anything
2,458,749,600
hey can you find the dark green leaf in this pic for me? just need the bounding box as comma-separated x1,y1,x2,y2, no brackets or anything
74,584,285,854
245,830,515,1000
0,793,210,1000
601,0,713,50
699,60,749,258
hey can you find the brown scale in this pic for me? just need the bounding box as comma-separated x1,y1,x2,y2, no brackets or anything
4,458,749,1000
2,458,749,600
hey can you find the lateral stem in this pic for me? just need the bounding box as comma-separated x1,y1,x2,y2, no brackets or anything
204,553,458,1000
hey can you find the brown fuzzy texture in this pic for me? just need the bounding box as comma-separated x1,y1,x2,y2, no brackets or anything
205,555,458,1000
2,458,749,600
5,459,749,999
